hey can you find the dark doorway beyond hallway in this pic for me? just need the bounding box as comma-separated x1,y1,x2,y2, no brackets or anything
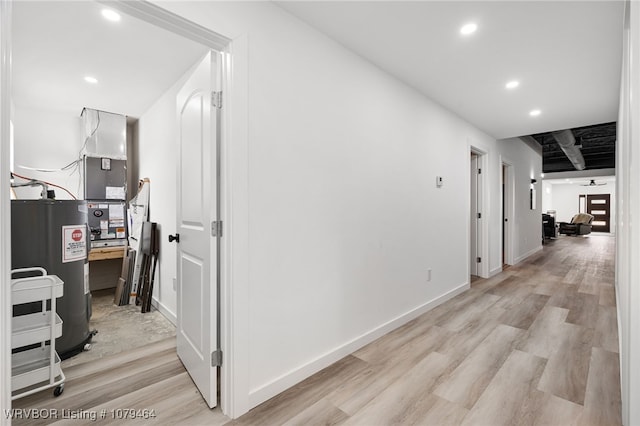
586,194,612,233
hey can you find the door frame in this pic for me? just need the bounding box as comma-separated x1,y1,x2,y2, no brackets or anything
470,152,479,276
1,0,251,418
101,2,240,416
469,145,490,278
1,0,13,418
500,158,515,266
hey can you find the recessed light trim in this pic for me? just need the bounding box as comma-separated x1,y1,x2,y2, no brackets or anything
506,80,520,89
460,23,478,35
101,9,121,22
84,76,98,84
529,109,541,117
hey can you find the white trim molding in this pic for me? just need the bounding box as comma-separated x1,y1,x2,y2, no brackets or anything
514,245,543,265
0,0,12,421
489,266,503,277
220,33,251,418
500,157,516,267
469,142,491,279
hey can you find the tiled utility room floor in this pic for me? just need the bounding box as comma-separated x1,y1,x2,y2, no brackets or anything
62,288,176,369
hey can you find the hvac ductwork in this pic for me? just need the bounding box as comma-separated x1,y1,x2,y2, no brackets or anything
551,129,585,171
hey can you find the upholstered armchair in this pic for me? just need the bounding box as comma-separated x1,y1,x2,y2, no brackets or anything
558,213,594,236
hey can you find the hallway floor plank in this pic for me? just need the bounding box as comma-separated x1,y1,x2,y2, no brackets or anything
12,235,620,425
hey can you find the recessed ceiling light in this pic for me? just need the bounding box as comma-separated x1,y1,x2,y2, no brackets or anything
101,9,121,22
84,76,98,84
460,23,478,36
529,109,541,117
506,80,520,89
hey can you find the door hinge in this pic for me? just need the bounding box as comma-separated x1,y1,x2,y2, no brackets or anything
477,257,482,263
477,212,482,219
478,168,482,174
211,350,223,367
212,91,222,109
211,221,223,237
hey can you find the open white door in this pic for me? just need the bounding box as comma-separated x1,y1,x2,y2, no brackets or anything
174,51,220,408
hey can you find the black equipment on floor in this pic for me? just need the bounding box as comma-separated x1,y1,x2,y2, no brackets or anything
11,200,93,359
136,222,159,313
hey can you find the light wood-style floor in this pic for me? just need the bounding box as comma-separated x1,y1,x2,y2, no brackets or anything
13,235,620,425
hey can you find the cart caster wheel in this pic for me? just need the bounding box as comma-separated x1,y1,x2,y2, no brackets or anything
54,385,64,397
83,343,92,351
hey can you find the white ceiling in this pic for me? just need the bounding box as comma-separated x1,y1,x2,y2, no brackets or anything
12,1,208,121
12,1,624,140
276,1,624,139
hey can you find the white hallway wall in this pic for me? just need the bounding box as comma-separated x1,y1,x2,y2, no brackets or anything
616,1,640,424
11,106,82,199
139,1,543,416
11,107,137,202
497,138,543,264
542,180,553,214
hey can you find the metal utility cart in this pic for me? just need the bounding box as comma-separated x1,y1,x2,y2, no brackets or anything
11,268,65,399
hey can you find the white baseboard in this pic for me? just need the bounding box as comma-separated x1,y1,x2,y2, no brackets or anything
247,281,470,408
151,297,177,326
514,245,543,265
489,266,503,277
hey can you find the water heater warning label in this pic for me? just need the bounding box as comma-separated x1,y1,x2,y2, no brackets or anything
62,225,87,263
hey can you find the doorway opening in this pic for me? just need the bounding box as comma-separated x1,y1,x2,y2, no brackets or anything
470,148,488,279
470,152,480,278
6,0,233,414
502,161,514,268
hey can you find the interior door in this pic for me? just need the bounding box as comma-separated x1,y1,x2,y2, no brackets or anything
587,194,611,232
502,165,506,265
175,51,219,408
470,153,479,276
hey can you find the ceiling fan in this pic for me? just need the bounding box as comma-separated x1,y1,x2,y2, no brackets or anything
580,179,607,186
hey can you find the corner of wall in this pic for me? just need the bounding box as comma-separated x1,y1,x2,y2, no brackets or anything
514,245,543,265
489,266,503,277
617,1,640,424
151,297,177,326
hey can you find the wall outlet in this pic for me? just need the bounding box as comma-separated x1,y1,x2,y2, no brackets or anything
427,269,432,282
173,277,177,291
